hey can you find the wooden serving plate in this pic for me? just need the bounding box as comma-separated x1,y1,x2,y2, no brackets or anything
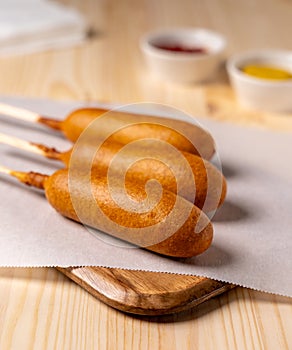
57,267,234,315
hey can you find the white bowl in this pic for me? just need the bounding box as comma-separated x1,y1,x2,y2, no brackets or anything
227,50,292,113
140,28,226,84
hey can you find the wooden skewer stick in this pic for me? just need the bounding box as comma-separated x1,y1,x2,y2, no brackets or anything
0,165,48,189
0,165,11,175
0,133,62,161
0,103,40,123
0,102,61,130
0,164,24,181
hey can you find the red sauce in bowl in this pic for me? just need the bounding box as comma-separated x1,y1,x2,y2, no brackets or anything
154,43,207,54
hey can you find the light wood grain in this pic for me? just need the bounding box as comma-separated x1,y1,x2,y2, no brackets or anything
0,0,291,349
56,267,234,315
0,268,291,350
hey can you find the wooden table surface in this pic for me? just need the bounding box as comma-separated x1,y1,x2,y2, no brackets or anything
0,1,291,349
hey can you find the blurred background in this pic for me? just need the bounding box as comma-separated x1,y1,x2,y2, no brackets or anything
0,0,291,112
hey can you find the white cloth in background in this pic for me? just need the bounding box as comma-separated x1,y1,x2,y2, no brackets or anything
0,0,88,56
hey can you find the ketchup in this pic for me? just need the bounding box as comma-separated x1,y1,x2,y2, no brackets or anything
154,43,207,54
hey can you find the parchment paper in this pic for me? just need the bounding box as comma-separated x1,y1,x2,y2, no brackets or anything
0,96,291,297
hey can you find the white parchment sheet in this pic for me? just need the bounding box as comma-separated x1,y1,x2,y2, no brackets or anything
0,97,291,297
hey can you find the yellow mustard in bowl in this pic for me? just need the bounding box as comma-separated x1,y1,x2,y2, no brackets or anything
242,65,292,80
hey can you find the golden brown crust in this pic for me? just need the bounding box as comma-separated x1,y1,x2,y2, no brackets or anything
65,140,226,212
44,169,213,258
62,108,215,159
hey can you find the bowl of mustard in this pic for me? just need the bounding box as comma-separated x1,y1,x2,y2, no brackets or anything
227,50,292,112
